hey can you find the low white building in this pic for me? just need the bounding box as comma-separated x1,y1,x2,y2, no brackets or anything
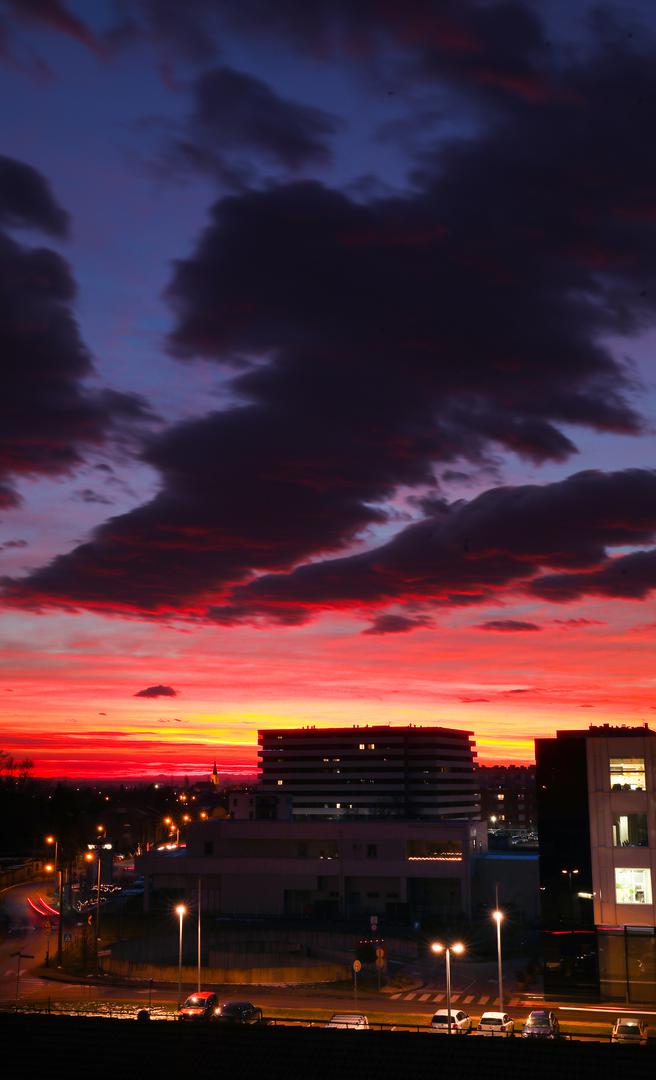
138,817,487,921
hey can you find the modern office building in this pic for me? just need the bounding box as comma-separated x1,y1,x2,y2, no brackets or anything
478,764,536,831
138,815,488,921
257,725,480,820
536,724,656,1002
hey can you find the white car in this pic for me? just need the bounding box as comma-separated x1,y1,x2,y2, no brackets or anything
327,1013,369,1029
477,1011,514,1036
430,1009,472,1034
611,1017,648,1044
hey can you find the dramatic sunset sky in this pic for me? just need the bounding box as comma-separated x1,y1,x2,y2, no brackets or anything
1,0,655,779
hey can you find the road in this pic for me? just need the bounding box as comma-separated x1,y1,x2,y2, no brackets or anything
0,881,653,1039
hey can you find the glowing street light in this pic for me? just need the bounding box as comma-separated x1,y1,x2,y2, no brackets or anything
175,904,187,1008
492,910,504,1009
44,861,64,967
431,941,465,1034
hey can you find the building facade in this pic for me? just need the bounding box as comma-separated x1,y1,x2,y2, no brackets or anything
258,725,480,820
478,764,536,832
138,817,487,922
536,724,656,1002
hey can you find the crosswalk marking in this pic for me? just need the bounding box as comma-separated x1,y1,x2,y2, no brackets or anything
393,990,520,1006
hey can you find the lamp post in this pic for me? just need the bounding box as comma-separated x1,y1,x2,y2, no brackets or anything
45,862,64,967
492,910,504,1009
197,876,202,993
84,851,102,958
431,941,465,1034
561,867,579,919
45,835,58,869
175,904,187,1008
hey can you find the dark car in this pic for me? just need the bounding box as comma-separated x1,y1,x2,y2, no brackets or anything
178,991,219,1021
213,1001,263,1025
521,1009,560,1039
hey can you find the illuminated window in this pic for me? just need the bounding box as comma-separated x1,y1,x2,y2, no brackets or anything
367,743,376,750
610,758,646,791
613,813,648,847
615,867,652,905
277,779,284,786
359,743,365,750
497,794,505,801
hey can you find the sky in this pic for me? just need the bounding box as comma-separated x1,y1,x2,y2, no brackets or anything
0,0,656,779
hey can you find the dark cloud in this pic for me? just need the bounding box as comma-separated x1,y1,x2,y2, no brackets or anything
134,684,178,698
0,155,68,235
476,619,541,632
0,156,154,508
0,538,27,550
166,66,340,181
531,550,656,602
205,469,656,622
4,17,656,619
362,613,433,636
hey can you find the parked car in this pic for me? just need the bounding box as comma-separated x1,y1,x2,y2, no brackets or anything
477,1011,514,1036
178,991,219,1021
611,1017,648,1044
430,1009,472,1034
521,1009,560,1039
213,1001,263,1025
326,1013,369,1029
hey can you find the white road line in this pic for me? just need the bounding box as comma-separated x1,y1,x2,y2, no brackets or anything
390,992,402,999
463,995,474,1004
419,993,431,1001
433,993,445,1002
479,995,490,1005
405,992,417,1000
450,994,460,1003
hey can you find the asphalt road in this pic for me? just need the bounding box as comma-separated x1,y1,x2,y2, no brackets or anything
1,880,654,1041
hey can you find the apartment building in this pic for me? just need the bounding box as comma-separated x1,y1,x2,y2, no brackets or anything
536,724,656,1002
258,725,480,820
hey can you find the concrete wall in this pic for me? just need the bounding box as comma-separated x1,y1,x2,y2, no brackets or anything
106,958,349,985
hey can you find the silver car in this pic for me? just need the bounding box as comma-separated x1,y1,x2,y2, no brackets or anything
430,1009,472,1034
477,1011,514,1036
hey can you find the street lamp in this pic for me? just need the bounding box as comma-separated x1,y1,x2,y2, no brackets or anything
561,867,580,918
175,903,187,1008
431,941,465,1034
492,910,504,1009
85,851,102,955
45,835,58,868
44,862,64,967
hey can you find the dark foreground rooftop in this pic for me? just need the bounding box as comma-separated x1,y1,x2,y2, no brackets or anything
1,1013,653,1080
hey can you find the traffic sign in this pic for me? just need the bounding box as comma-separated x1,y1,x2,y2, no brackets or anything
375,947,385,959
352,959,362,973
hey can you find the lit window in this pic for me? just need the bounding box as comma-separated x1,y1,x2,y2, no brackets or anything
367,743,376,750
359,743,365,750
277,779,284,786
336,803,341,809
610,758,646,791
615,867,652,905
497,794,505,801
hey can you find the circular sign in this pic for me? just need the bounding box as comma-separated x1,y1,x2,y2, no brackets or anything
352,959,362,973
375,947,385,959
